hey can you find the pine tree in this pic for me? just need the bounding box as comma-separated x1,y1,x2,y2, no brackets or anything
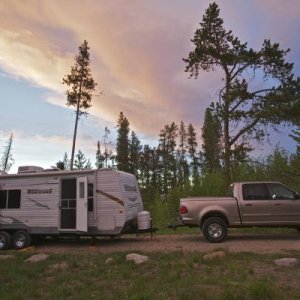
74,150,92,170
201,107,222,173
158,122,178,195
116,112,130,172
95,141,105,169
178,121,189,185
184,2,300,185
290,127,300,152
56,152,70,170
63,40,97,170
129,131,142,178
187,123,199,182
140,144,152,188
0,133,14,173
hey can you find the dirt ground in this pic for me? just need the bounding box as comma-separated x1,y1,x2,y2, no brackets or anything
33,231,300,254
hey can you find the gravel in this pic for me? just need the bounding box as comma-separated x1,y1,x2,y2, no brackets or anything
33,231,300,254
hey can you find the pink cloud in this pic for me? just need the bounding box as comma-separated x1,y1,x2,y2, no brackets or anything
0,0,299,142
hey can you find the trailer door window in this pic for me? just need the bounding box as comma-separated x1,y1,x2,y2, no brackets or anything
79,182,85,198
88,183,94,212
0,190,21,209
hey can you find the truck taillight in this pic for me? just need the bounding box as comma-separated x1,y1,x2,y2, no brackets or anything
180,205,188,214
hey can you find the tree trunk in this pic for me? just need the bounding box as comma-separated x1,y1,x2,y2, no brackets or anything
70,83,82,170
70,102,80,170
2,133,13,172
223,72,232,188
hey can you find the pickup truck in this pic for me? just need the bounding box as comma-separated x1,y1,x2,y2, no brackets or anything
179,181,300,243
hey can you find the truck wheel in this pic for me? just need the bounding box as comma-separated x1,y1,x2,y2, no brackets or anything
0,231,11,250
12,231,31,249
202,217,227,243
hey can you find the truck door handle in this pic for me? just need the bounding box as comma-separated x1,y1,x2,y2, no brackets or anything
245,203,252,206
274,203,281,206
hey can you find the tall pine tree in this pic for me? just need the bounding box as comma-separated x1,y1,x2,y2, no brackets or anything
129,131,142,178
201,107,222,173
116,112,130,172
187,123,199,183
184,2,300,185
158,122,178,195
63,40,97,170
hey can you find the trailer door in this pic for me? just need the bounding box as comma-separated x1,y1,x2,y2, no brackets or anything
76,177,88,232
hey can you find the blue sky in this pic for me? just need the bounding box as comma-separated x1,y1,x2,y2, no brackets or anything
0,0,299,173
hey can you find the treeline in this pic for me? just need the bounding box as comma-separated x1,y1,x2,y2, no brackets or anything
56,111,300,225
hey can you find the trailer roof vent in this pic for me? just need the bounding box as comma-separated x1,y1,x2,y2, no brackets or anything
42,166,61,172
18,166,44,174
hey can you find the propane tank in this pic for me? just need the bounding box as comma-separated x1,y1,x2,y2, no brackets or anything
137,211,151,230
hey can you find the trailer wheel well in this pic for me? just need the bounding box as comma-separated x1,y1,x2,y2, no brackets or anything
200,212,229,228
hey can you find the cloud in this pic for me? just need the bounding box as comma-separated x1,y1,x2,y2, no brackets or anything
0,0,299,143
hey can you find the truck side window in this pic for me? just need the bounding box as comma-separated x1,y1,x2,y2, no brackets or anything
266,183,296,200
242,184,269,200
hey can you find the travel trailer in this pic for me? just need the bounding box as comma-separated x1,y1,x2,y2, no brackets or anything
0,166,144,250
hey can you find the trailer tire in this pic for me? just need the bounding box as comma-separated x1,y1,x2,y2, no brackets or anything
12,231,31,249
0,231,11,250
202,217,227,243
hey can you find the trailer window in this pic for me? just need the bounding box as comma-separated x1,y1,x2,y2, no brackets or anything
0,189,21,209
88,183,94,212
0,190,7,209
8,190,21,208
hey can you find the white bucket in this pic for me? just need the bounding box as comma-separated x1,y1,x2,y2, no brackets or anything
137,211,151,230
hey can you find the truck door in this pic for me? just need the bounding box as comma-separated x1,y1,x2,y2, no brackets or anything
267,183,300,224
76,177,88,232
239,183,271,225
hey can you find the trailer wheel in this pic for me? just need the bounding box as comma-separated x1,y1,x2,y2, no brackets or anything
0,231,11,250
12,231,31,249
202,217,227,243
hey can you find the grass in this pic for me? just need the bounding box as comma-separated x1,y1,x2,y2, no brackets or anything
155,225,297,235
1,249,300,299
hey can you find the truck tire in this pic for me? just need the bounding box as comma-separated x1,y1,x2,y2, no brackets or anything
12,230,31,249
202,217,227,243
0,231,11,250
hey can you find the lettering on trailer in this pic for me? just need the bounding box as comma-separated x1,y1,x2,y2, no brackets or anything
27,189,53,194
124,184,137,192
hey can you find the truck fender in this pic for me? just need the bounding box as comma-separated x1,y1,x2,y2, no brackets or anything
199,205,229,227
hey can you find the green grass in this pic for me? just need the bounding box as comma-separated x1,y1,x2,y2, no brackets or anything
156,225,297,235
1,250,300,299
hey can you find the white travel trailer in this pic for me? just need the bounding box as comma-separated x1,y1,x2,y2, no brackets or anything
0,166,144,250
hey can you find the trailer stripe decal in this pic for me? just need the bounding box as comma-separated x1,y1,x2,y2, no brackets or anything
27,197,50,209
96,190,124,206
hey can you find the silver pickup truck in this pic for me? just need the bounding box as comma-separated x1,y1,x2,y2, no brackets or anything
179,181,300,243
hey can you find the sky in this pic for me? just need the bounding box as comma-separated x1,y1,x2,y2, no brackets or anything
0,0,299,173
